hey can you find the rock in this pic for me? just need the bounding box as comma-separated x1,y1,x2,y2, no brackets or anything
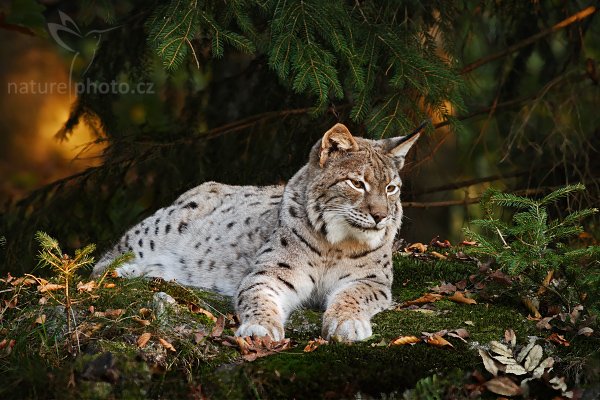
152,292,177,318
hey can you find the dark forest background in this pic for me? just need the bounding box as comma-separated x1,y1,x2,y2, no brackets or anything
0,0,599,275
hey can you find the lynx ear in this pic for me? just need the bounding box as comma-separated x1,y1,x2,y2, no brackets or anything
380,121,428,169
319,123,359,167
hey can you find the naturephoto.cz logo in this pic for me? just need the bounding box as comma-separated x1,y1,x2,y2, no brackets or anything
7,11,154,97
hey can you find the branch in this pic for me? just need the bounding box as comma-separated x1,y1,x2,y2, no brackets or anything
411,171,530,196
460,6,597,74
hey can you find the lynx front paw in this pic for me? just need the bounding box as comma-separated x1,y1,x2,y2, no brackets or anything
322,314,372,342
236,320,285,341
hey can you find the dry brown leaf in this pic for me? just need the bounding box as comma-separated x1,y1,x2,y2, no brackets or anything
193,332,205,344
4,297,17,308
35,314,46,324
460,240,478,246
139,308,153,318
479,349,499,376
426,334,454,349
547,333,570,347
484,376,522,396
577,327,594,337
137,332,151,348
104,283,116,289
104,309,124,318
37,283,65,292
504,363,528,376
430,251,447,260
448,291,477,305
304,337,328,352
38,296,48,305
489,341,513,357
77,281,97,292
211,315,225,337
504,329,517,347
389,335,421,346
10,277,37,286
524,344,543,371
532,357,554,379
448,328,469,343
0,339,8,350
189,304,217,322
430,283,457,294
537,269,554,296
516,339,537,363
158,338,176,352
132,317,151,326
522,297,542,319
404,293,443,306
464,320,474,326
406,242,427,253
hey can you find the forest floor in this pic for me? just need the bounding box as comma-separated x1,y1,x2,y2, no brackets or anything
0,242,598,399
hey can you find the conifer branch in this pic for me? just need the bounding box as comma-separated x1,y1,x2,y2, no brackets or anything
461,6,597,74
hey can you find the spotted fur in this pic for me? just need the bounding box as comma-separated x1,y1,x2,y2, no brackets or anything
92,123,421,341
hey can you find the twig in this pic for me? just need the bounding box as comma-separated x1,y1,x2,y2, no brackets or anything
460,6,597,74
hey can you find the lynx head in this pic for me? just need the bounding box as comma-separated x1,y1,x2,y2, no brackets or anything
305,123,423,248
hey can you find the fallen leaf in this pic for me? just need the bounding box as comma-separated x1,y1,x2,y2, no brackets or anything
104,283,116,289
489,270,512,285
455,280,468,290
211,315,225,337
448,291,477,305
389,335,421,346
426,334,454,349
478,349,499,376
189,304,217,322
504,363,528,375
221,335,294,361
193,332,205,344
484,376,522,396
104,309,124,318
10,277,37,286
535,316,554,330
430,283,457,294
38,297,48,305
523,344,543,371
132,317,151,326
0,339,8,350
516,338,538,363
504,329,516,347
406,242,427,253
77,281,97,292
464,320,475,326
158,337,176,352
489,341,513,357
448,328,469,343
522,297,542,319
460,240,478,246
532,356,554,378
537,269,554,296
304,337,328,352
430,251,447,260
493,355,518,365
37,283,65,292
549,376,568,393
431,239,452,248
35,314,46,324
577,327,593,337
139,308,153,318
404,293,443,306
137,332,151,348
547,333,570,347
4,297,17,308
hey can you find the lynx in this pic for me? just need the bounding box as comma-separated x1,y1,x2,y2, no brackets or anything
92,123,423,342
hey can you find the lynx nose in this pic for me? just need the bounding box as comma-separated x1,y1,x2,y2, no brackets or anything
371,211,387,224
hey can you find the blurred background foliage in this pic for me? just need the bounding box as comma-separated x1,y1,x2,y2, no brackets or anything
0,0,598,275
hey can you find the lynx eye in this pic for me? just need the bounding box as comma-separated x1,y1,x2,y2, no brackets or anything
346,179,366,192
386,183,399,195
